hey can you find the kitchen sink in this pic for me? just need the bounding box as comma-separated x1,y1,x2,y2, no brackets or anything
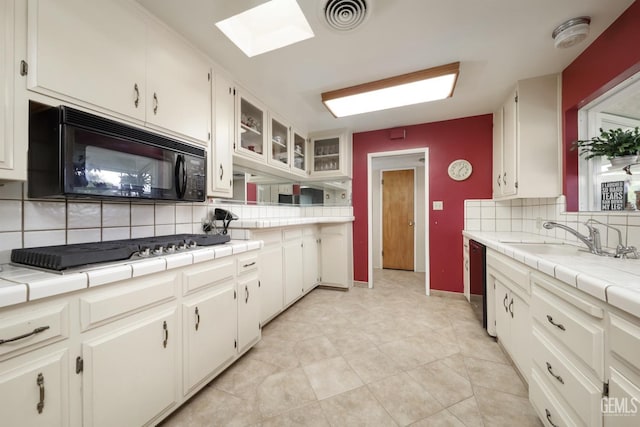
508,243,591,256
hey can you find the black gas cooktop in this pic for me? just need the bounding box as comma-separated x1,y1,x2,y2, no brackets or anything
11,234,230,271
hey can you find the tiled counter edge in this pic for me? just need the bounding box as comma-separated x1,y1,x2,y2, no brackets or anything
463,230,640,318
0,240,263,308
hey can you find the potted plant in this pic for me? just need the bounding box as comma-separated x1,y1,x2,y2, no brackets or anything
573,127,640,167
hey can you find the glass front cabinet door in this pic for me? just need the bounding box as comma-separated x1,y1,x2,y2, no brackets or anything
291,130,307,177
309,131,350,178
268,113,290,170
235,89,267,161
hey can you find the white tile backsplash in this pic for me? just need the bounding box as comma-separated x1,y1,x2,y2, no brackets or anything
24,230,66,247
131,225,154,238
0,182,23,199
0,232,21,263
102,227,131,241
68,202,101,229
176,205,192,224
67,228,101,244
131,204,154,226
102,203,130,227
24,201,66,231
0,200,22,232
155,204,175,225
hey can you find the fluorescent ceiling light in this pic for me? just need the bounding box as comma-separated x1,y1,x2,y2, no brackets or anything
321,62,460,117
215,0,314,57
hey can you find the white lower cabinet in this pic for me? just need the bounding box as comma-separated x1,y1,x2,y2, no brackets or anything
81,307,179,427
320,223,352,289
487,250,531,384
258,242,284,324
303,233,319,291
283,234,304,306
237,274,261,353
182,281,237,394
0,348,69,427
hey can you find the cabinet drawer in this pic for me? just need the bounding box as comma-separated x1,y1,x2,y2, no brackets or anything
237,253,259,276
283,228,302,241
530,367,582,427
609,313,640,371
605,367,640,425
182,258,235,295
532,327,602,426
487,250,529,294
532,283,604,379
0,302,70,359
79,272,177,331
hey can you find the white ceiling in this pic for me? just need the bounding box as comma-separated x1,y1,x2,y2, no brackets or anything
136,0,635,134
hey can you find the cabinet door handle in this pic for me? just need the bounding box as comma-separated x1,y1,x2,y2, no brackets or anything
0,325,50,345
546,362,564,384
134,83,140,108
546,315,566,331
219,164,224,180
195,307,200,331
243,261,256,268
503,172,507,186
245,285,249,304
162,321,168,348
545,409,559,427
37,373,45,414
464,259,469,270
497,174,501,187
503,294,509,312
508,298,514,318
153,92,159,115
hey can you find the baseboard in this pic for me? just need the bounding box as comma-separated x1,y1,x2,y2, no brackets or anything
429,289,466,300
353,280,368,288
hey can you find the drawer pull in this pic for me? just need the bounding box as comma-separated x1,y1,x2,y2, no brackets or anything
245,285,249,304
36,373,45,414
546,315,566,331
195,307,200,331
545,409,559,427
545,362,564,384
162,321,168,348
0,325,50,345
243,261,256,268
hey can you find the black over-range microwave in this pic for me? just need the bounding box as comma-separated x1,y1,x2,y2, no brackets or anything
28,101,206,202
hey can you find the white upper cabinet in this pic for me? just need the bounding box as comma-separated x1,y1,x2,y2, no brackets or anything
267,112,290,170
291,129,307,177
0,0,23,181
26,0,211,145
493,74,561,199
235,88,267,161
309,130,352,178
27,0,147,121
208,72,234,198
145,20,211,144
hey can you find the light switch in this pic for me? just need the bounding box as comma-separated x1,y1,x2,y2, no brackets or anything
433,201,443,210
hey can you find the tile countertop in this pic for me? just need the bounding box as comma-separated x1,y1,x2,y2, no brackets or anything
0,240,263,309
228,216,355,229
463,231,640,319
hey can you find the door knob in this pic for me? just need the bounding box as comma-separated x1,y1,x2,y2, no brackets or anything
408,220,414,227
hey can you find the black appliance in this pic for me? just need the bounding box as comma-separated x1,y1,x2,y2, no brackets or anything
11,234,230,271
28,101,206,202
469,240,487,330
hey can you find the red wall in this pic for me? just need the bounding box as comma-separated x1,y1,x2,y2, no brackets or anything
352,115,493,291
562,1,640,210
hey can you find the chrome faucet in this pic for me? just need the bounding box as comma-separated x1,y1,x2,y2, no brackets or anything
585,219,639,259
543,220,639,258
542,221,602,255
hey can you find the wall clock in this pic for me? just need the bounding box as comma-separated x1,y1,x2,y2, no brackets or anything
447,159,472,181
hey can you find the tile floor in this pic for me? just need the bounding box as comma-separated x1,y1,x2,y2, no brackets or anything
161,269,542,426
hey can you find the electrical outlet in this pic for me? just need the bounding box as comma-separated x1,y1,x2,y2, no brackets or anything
536,217,543,229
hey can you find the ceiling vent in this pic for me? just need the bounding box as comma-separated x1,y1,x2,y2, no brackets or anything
322,0,371,32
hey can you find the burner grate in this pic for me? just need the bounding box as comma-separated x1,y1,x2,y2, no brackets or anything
11,234,230,271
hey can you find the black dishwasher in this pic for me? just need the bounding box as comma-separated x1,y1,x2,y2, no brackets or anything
469,240,487,329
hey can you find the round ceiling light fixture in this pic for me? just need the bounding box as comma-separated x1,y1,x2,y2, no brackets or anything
552,16,591,49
